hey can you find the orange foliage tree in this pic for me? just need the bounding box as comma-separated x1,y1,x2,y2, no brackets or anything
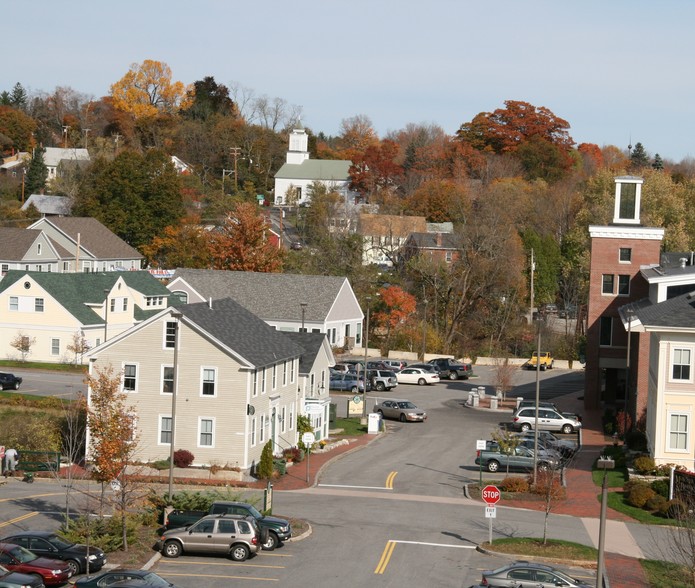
141,214,213,269
349,140,403,200
209,202,284,272
372,285,417,354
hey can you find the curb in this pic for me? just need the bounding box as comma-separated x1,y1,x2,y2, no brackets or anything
287,521,312,543
475,544,596,569
141,551,161,571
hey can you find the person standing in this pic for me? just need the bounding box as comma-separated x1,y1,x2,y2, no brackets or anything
4,448,17,474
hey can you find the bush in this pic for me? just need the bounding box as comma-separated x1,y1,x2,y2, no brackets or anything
665,499,687,519
257,441,274,479
283,447,304,462
650,478,670,498
627,484,656,508
500,476,529,493
623,479,649,494
645,494,668,513
173,449,194,468
633,455,656,475
61,513,140,552
625,430,648,452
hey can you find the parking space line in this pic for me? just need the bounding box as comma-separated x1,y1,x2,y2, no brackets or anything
0,512,39,527
159,560,284,569
164,572,278,582
374,540,396,574
385,471,397,489
0,493,62,503
393,540,476,549
317,483,393,490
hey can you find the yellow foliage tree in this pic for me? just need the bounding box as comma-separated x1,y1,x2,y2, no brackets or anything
110,59,189,118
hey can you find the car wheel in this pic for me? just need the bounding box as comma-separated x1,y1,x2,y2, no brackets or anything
229,543,250,562
540,365,547,371
13,381,19,390
561,424,574,434
521,423,532,432
66,559,80,576
538,462,550,471
417,378,426,386
487,460,500,473
449,372,458,380
351,386,359,393
262,531,278,551
376,382,385,391
163,540,182,558
399,413,407,423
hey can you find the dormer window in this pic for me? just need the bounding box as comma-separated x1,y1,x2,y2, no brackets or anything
613,176,642,224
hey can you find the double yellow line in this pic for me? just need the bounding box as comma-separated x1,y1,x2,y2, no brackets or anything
374,540,396,574
0,511,38,528
385,471,397,489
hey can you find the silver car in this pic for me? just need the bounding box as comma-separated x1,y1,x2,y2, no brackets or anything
373,400,427,422
480,561,592,588
512,407,582,434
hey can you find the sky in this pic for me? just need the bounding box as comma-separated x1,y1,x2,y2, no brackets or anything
3,1,694,162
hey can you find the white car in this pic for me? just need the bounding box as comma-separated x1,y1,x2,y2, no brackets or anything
395,367,440,386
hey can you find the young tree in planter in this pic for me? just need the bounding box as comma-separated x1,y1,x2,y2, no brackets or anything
10,332,36,362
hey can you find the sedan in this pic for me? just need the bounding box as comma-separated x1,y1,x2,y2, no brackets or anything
0,564,43,588
0,542,72,586
0,373,22,391
0,532,106,576
395,367,440,386
374,400,427,422
75,570,178,588
480,561,592,588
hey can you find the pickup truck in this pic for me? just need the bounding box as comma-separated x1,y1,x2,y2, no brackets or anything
427,358,472,380
474,445,559,473
161,501,291,550
522,351,554,371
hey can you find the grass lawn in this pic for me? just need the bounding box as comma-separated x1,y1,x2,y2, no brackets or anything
591,466,628,488
483,537,597,561
606,491,679,525
332,417,367,436
0,359,86,373
641,559,693,587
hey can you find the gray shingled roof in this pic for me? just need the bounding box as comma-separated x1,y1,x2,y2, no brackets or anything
0,270,169,325
275,159,351,181
43,147,90,168
21,194,72,215
633,293,695,330
172,269,348,322
282,332,328,374
178,298,304,368
0,229,45,261
407,232,459,250
34,217,143,260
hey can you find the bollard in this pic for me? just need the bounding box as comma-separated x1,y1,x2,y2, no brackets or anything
516,397,523,410
472,392,479,407
490,397,498,410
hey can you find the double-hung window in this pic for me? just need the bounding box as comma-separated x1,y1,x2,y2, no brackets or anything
9,297,17,311
162,366,174,394
160,416,172,444
35,298,44,312
617,275,630,296
199,418,214,447
272,364,277,390
668,413,689,451
202,368,216,396
602,274,614,295
123,364,137,392
672,348,692,381
165,321,177,349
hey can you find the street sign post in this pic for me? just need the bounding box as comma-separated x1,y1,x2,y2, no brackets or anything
482,484,500,544
476,439,486,485
302,432,316,483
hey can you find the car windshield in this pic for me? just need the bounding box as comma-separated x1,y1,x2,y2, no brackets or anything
245,505,263,519
46,534,74,549
396,402,416,409
10,545,38,563
142,573,173,587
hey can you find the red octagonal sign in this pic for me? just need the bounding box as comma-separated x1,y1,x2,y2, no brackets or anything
482,484,501,505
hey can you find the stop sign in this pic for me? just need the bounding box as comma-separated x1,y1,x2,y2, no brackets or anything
482,484,501,505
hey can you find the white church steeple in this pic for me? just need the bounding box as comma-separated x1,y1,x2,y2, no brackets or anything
286,122,309,165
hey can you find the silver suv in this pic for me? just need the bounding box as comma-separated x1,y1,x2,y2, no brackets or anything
156,514,260,561
368,370,398,391
512,407,582,434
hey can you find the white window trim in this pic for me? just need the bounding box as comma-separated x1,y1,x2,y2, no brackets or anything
260,414,265,442
281,406,287,433
289,403,294,430
601,274,615,296
51,338,60,356
261,368,267,395
198,417,215,448
122,362,139,393
9,296,18,311
252,370,258,397
618,248,632,264
163,320,178,350
667,410,690,453
158,414,173,446
251,417,256,446
161,364,174,395
200,366,217,397
669,346,694,384
290,359,296,384
282,361,287,387
272,364,277,390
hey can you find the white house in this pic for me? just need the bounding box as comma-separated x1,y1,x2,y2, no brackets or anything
43,147,90,182
273,124,356,206
167,269,365,349
85,298,306,472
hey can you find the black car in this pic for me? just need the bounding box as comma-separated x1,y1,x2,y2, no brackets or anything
0,532,106,576
0,564,44,588
75,569,178,588
0,373,22,391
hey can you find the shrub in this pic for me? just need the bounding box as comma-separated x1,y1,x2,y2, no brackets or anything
61,513,140,552
650,478,669,498
283,447,303,462
528,471,565,499
632,455,656,475
173,449,194,468
627,484,656,508
645,494,668,513
500,476,529,493
623,479,649,494
665,499,687,519
257,441,274,479
625,430,648,452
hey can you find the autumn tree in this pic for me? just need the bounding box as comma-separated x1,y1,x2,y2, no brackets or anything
349,140,403,202
86,365,140,550
406,179,471,223
209,202,283,272
372,285,417,354
10,332,36,361
0,105,37,153
338,114,379,154
141,214,213,268
110,60,188,118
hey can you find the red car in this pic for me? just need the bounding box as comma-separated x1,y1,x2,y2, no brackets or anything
0,543,72,585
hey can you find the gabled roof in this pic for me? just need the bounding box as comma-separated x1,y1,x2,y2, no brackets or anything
170,269,349,322
21,194,72,215
359,213,427,238
178,298,304,368
275,159,351,181
43,147,90,168
28,217,143,261
631,292,695,331
282,332,329,374
0,270,169,325
406,232,459,250
0,229,47,261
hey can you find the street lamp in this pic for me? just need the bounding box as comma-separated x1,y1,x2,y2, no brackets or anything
623,307,634,438
596,456,615,588
362,297,372,422
421,298,428,360
167,310,183,503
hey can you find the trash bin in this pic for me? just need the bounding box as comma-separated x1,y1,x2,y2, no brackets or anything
329,403,337,424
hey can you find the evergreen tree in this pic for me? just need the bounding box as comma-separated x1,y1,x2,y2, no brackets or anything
257,441,274,479
25,148,48,195
652,153,664,170
0,91,10,106
630,142,650,169
9,83,27,110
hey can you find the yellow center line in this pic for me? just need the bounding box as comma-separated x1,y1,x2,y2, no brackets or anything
385,471,398,489
374,540,396,574
0,493,62,503
0,512,39,528
163,572,278,582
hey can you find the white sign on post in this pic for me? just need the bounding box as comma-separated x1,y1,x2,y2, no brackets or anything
302,432,316,446
485,506,496,518
476,439,487,451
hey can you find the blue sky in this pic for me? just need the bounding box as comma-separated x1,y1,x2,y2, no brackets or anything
4,1,693,161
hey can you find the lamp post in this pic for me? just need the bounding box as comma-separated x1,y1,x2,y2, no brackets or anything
623,307,633,438
362,297,371,422
103,289,109,342
533,318,541,485
421,298,428,360
596,456,615,588
300,303,308,333
167,310,183,503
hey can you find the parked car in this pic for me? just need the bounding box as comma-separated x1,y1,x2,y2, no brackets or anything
290,241,303,250
541,303,559,315
382,359,407,371
329,372,369,393
474,445,559,473
366,360,389,371
406,363,439,374
162,501,291,551
156,514,260,561
479,561,592,588
74,569,178,588
0,564,44,588
374,400,427,422
558,304,577,319
522,351,554,370
0,532,106,576
331,364,352,373
0,543,72,586
517,399,582,422
0,373,22,391
512,431,578,457
367,370,398,391
395,367,440,386
511,407,582,434
427,358,472,380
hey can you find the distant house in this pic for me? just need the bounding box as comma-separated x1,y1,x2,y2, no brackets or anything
167,269,364,349
86,298,305,471
402,232,461,265
0,152,29,177
170,156,193,175
21,194,72,216
43,147,90,182
358,213,428,266
274,124,356,206
0,270,170,363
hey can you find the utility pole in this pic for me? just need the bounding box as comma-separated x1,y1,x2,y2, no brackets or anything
529,248,535,321
83,129,90,149
62,126,70,148
230,147,241,190
113,133,122,153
